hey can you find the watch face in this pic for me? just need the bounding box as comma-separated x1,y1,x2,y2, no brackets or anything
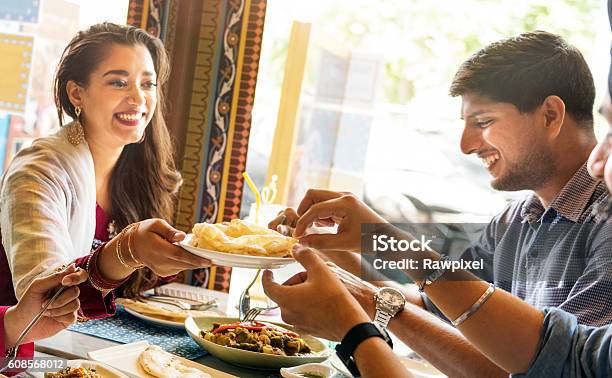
377,288,406,307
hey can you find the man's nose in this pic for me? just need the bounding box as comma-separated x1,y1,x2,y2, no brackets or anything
460,124,482,155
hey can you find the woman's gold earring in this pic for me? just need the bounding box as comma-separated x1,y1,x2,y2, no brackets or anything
68,106,85,146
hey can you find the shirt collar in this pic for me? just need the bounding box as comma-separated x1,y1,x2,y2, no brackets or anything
520,163,605,223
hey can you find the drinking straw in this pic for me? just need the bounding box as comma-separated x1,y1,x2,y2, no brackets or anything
242,172,261,224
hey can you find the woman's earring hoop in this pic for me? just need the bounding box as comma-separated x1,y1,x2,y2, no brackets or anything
68,106,85,146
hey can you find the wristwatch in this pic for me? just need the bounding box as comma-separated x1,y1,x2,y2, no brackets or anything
373,287,406,328
335,322,393,378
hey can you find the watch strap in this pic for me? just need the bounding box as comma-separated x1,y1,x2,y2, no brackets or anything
336,322,393,378
374,309,393,328
418,254,451,292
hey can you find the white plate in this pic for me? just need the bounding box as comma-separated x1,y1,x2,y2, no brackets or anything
29,359,129,378
122,305,186,330
87,341,237,378
122,299,224,330
179,234,296,269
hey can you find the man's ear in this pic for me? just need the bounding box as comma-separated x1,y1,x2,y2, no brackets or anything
66,81,83,109
541,95,565,139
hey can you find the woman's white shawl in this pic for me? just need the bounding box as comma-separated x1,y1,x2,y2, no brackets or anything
0,125,96,299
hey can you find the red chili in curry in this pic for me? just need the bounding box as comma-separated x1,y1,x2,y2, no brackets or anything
212,321,299,337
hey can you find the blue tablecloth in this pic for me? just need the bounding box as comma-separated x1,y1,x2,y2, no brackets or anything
68,305,207,360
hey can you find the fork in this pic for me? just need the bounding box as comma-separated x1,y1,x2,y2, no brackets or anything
145,296,217,311
0,286,66,373
239,269,261,321
242,305,279,322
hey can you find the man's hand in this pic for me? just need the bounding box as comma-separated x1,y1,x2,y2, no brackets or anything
262,245,370,341
268,208,299,236
287,189,387,252
4,264,88,347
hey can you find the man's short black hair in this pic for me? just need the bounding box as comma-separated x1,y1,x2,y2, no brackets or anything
450,31,595,129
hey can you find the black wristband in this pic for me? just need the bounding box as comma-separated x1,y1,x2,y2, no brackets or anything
335,322,393,377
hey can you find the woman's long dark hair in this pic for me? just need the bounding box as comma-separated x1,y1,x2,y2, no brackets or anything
53,22,182,298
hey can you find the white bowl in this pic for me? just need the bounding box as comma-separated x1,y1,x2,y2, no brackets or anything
280,363,336,378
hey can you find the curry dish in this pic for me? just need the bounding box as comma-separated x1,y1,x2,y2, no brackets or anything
201,321,312,356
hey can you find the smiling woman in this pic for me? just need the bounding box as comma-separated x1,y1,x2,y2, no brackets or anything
0,23,212,320
67,45,158,148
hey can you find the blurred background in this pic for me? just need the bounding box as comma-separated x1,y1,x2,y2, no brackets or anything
242,0,610,225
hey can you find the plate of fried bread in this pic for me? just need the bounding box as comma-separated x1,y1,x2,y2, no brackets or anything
87,341,236,378
179,219,298,269
117,298,223,330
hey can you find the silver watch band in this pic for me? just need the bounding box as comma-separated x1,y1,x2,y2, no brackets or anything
374,309,393,328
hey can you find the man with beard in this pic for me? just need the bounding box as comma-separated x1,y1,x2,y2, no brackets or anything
269,30,612,377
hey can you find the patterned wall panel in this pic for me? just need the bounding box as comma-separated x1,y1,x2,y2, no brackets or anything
175,0,223,234
126,0,146,29
198,0,245,226
195,0,247,292
218,0,267,222
162,0,178,56
128,0,266,292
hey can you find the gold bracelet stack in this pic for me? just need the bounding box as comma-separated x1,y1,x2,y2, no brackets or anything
115,223,144,269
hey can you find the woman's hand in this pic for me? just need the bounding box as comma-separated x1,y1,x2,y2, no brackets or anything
3,264,88,347
130,218,211,277
262,245,370,341
286,189,387,252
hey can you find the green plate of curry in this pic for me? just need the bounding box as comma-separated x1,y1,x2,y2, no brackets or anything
185,316,331,370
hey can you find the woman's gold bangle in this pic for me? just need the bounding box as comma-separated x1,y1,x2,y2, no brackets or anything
127,223,144,267
116,233,135,269
116,223,143,269
86,252,107,292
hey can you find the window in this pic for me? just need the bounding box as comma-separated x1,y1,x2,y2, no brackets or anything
243,0,609,224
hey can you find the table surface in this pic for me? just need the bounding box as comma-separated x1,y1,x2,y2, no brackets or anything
30,283,421,377
35,329,348,378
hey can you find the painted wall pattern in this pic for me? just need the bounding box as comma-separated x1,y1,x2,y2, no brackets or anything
128,0,266,291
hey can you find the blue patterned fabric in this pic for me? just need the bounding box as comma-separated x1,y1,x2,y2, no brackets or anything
68,305,207,360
